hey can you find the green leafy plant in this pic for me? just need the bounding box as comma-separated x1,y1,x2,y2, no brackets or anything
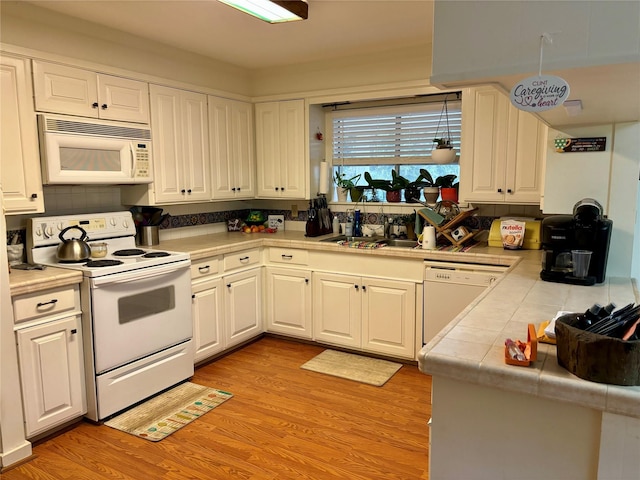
334,171,361,189
433,138,453,149
419,168,436,187
435,174,458,188
364,170,410,191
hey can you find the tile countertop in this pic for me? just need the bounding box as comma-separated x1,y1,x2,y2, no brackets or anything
419,253,640,420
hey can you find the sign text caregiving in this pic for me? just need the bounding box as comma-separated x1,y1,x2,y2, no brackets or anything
510,75,570,112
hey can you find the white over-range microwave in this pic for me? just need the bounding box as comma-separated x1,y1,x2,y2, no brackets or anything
37,113,153,185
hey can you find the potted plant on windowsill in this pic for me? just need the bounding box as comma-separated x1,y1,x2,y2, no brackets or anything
334,171,361,202
419,168,440,204
364,171,408,202
404,173,430,204
436,174,459,203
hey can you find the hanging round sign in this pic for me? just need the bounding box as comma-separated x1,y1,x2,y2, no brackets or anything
510,74,570,112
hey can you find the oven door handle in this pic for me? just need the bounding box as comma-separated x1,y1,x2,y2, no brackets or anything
91,261,190,287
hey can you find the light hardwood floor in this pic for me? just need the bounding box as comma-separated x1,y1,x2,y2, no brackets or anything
4,337,432,479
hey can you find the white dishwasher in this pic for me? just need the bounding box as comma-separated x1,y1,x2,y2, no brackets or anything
423,261,506,345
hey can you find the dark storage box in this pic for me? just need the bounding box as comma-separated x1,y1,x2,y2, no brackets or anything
555,313,640,386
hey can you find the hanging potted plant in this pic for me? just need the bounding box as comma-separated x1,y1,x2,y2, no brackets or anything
436,174,459,203
431,97,458,165
334,171,361,202
419,168,440,204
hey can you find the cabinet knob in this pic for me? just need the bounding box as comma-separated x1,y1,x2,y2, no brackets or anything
187,189,192,194
31,193,38,199
507,189,513,194
227,283,232,288
101,104,108,110
237,187,241,191
497,188,503,193
305,278,309,284
192,294,196,299
275,187,279,191
92,102,99,108
354,285,359,290
281,187,285,191
70,329,77,335
232,187,236,191
362,285,367,292
181,189,186,194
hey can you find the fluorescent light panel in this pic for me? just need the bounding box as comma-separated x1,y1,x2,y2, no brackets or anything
218,0,308,23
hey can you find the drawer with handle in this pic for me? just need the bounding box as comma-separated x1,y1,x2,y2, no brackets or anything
13,285,80,325
223,248,260,271
190,256,221,280
268,247,309,266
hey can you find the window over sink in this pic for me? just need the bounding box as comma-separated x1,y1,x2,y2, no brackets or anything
327,93,461,203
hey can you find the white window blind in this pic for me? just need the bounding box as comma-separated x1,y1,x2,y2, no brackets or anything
330,100,462,166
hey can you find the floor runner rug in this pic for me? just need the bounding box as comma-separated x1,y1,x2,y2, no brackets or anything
104,382,232,442
301,349,402,386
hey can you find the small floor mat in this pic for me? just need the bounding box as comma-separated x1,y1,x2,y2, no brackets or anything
104,382,232,442
301,349,402,386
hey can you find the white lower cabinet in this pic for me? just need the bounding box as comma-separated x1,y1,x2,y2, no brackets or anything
192,277,224,363
16,315,86,437
265,266,312,339
224,268,263,349
190,255,262,363
312,272,416,359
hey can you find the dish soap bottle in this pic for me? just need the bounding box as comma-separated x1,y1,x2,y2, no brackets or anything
354,209,362,237
345,209,354,236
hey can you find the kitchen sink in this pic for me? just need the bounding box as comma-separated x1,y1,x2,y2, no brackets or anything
319,235,418,248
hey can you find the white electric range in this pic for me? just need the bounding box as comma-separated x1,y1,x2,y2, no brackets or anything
26,211,194,421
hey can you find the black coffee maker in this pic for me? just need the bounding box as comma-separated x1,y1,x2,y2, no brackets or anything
540,198,613,286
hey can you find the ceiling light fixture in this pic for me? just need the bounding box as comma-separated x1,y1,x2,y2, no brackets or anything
218,0,308,23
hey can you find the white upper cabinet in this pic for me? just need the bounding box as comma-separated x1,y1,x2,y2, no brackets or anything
209,96,255,200
148,85,210,204
33,60,149,123
459,86,546,205
255,99,306,198
0,55,44,214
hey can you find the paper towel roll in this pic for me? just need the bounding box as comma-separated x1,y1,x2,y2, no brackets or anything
318,161,329,194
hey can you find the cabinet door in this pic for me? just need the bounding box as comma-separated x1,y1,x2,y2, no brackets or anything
32,61,99,118
209,97,254,200
97,74,149,123
506,109,547,204
459,87,510,203
312,272,361,348
17,316,86,437
150,84,185,203
255,102,281,197
224,268,262,348
181,91,210,202
265,267,312,339
231,100,256,198
192,278,224,363
0,56,44,214
209,98,235,199
361,278,415,359
278,99,306,198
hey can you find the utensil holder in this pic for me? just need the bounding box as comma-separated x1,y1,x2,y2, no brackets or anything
136,226,159,246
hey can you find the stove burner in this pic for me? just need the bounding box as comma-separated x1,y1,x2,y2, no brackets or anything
85,259,124,267
112,249,146,257
59,258,91,264
143,251,170,258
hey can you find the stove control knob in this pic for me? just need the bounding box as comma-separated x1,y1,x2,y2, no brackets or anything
35,226,42,237
57,222,65,231
122,219,129,228
44,225,54,239
110,218,117,226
